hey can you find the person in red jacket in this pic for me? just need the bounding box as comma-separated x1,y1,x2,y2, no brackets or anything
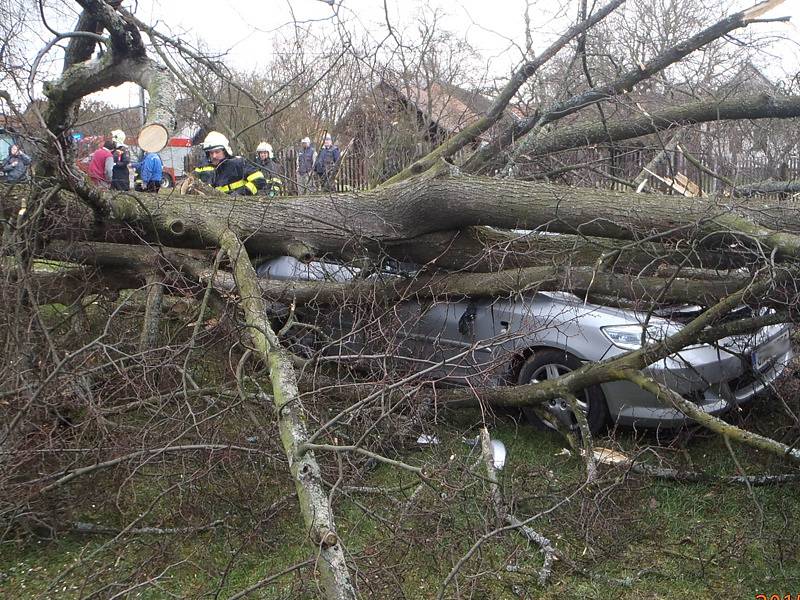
88,140,115,188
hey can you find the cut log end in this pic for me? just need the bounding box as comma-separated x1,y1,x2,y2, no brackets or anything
139,123,169,153
318,527,339,548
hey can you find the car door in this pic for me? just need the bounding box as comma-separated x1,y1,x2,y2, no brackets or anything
406,298,505,384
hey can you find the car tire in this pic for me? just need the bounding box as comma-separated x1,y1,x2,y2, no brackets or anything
161,174,173,188
516,349,609,436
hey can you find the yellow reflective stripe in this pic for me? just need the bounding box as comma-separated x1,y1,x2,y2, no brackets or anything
246,171,265,182
194,166,214,173
245,182,257,195
215,180,246,193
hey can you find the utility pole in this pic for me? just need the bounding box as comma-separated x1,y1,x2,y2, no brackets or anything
139,85,146,126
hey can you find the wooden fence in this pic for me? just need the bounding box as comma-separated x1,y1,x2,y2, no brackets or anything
540,145,799,197
274,149,369,195
271,146,799,197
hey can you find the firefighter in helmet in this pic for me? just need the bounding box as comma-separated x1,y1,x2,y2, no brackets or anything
253,141,284,198
194,132,265,195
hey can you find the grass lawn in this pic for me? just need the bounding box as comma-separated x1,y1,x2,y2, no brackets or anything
2,392,798,599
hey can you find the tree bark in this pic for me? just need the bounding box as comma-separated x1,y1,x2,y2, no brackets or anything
43,0,177,154
734,179,800,197
82,168,800,262
209,261,750,307
138,271,165,352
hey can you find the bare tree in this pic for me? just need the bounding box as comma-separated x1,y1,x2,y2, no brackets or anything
2,0,800,598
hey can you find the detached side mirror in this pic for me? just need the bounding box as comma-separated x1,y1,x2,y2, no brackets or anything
458,301,477,336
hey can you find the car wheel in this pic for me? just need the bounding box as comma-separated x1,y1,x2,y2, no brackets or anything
516,349,609,435
161,174,173,188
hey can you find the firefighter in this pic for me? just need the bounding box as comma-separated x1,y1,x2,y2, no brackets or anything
253,141,283,198
193,132,265,195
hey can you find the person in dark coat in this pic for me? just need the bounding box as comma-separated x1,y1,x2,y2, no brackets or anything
1,145,32,183
313,133,341,192
111,144,131,190
109,129,130,190
296,136,316,195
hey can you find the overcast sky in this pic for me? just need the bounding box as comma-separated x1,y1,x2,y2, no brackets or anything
48,0,800,107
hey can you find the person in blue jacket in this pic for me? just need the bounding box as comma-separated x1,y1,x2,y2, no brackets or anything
137,151,163,193
2,145,32,183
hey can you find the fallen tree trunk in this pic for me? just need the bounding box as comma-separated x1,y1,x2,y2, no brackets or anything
38,219,742,275
6,168,800,259
60,169,800,262
734,179,800,197
5,170,800,266
32,241,756,316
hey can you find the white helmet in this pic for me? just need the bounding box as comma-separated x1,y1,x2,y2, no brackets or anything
256,142,273,157
111,129,126,146
202,131,233,157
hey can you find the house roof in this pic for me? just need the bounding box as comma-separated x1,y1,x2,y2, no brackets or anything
718,62,778,97
385,80,494,138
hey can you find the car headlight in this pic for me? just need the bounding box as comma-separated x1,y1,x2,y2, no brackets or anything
601,323,682,350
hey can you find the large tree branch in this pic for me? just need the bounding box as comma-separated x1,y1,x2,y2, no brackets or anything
623,369,800,462
464,0,789,173
43,0,177,160
519,93,800,158
213,225,357,600
382,0,625,185
96,167,800,263
208,262,750,307
734,179,800,197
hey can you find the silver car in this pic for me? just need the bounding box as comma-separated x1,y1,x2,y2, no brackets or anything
258,256,793,433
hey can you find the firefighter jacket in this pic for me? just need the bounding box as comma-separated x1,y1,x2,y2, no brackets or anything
194,156,265,196
254,157,282,179
253,158,284,197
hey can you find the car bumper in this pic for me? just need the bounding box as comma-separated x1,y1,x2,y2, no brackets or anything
602,326,793,428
